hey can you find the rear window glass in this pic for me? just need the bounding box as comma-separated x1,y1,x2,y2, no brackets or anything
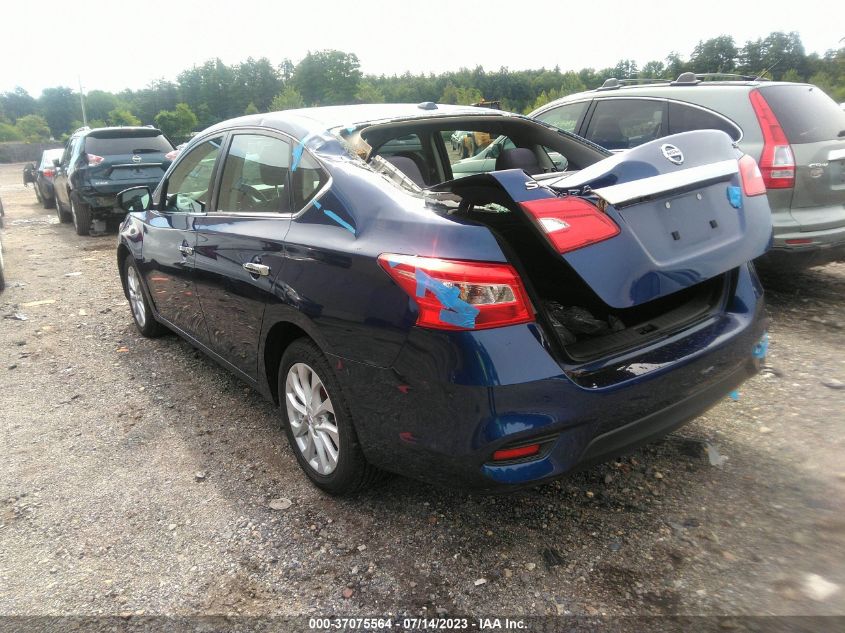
668,102,742,141
758,85,845,144
84,134,173,156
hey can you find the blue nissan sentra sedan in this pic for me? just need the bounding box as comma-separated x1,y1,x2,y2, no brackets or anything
115,103,772,494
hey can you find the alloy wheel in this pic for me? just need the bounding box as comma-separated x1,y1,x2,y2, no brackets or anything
284,362,340,475
126,265,147,328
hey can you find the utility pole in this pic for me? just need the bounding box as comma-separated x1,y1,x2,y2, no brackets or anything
78,76,88,127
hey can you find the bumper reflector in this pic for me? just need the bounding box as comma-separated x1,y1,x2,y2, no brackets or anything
492,443,541,462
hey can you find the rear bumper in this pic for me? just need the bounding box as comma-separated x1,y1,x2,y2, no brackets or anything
334,264,767,490
765,205,845,266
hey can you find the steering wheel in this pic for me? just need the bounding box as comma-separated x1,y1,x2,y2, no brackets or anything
237,183,272,204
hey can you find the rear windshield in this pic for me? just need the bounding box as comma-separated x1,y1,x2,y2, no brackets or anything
758,85,845,144
84,133,173,156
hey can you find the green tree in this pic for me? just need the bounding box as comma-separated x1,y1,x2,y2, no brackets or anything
292,50,362,105
356,81,385,103
640,60,667,79
0,122,24,141
270,86,305,111
244,101,259,114
0,87,37,122
39,87,80,137
689,36,738,73
14,114,51,141
85,90,120,122
108,108,141,126
235,57,282,112
154,103,198,140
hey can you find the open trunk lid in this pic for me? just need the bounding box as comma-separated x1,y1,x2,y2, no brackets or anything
501,130,772,308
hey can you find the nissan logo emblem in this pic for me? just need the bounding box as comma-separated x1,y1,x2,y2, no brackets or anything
131,154,142,163
661,144,684,165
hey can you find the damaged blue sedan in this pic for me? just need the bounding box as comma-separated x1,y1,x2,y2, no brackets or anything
115,103,772,494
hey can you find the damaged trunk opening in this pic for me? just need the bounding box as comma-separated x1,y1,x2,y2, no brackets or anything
433,180,730,363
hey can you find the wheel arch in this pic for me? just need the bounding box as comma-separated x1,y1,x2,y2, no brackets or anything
262,313,332,405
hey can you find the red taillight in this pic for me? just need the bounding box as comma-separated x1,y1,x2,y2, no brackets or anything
42,168,54,178
738,154,766,197
749,89,795,189
87,153,104,167
492,443,541,461
165,149,179,161
520,197,619,254
377,254,533,331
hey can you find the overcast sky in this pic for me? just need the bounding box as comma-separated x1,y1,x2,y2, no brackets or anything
2,0,842,96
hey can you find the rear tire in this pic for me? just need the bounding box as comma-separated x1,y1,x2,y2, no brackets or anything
122,257,166,338
279,339,382,495
70,193,91,236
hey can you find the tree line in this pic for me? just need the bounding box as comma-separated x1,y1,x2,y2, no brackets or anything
1,31,842,144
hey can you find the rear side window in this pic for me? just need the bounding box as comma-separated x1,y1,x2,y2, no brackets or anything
218,134,292,213
758,85,845,144
291,151,328,210
585,99,666,150
534,101,589,133
84,134,173,156
668,102,742,141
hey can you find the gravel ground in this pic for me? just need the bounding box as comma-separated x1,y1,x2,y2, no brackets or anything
0,161,844,621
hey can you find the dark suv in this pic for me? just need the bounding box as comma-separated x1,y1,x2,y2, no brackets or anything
53,126,175,235
532,73,845,268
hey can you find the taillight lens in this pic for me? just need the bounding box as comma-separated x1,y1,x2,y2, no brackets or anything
749,89,795,189
165,149,179,161
738,154,766,196
42,168,54,178
87,153,104,167
520,197,619,253
377,253,533,331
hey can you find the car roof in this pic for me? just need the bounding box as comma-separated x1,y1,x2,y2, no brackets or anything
202,103,519,140
535,76,813,112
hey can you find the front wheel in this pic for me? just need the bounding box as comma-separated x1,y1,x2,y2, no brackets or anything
122,257,166,338
279,339,381,495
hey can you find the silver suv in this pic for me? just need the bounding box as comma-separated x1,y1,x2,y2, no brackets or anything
532,73,845,268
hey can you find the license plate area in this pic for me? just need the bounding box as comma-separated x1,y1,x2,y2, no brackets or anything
616,186,742,265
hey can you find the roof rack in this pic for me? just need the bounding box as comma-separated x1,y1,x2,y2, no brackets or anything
597,77,671,90
671,72,769,85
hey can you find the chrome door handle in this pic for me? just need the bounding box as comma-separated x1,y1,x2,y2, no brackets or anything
243,262,270,276
178,244,194,256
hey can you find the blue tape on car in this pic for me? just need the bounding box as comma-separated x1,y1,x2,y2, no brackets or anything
323,209,356,235
291,132,316,172
414,269,479,328
729,390,740,401
727,186,742,209
752,332,769,359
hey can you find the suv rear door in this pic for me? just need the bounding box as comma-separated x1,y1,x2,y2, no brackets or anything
756,85,845,231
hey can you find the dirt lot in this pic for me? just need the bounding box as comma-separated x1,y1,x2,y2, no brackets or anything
1,161,844,622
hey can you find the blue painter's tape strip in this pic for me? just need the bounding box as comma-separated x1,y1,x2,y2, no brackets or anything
323,209,356,235
291,132,316,173
313,200,322,210
729,390,740,401
414,269,479,328
752,332,769,360
727,185,742,209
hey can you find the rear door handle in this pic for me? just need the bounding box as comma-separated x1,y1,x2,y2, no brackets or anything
243,262,270,276
178,244,194,256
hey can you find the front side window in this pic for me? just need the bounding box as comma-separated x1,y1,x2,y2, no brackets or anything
218,134,292,213
535,101,590,133
585,99,666,150
163,136,223,213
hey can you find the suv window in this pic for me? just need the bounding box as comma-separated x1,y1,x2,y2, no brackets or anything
585,99,666,150
218,134,292,213
668,102,742,141
758,85,845,144
84,133,173,156
291,151,328,210
535,101,589,133
163,137,222,213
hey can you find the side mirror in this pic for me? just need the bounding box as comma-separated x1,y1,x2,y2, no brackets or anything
52,158,61,167
117,186,152,213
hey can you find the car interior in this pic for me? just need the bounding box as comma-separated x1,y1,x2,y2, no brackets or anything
355,116,607,188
